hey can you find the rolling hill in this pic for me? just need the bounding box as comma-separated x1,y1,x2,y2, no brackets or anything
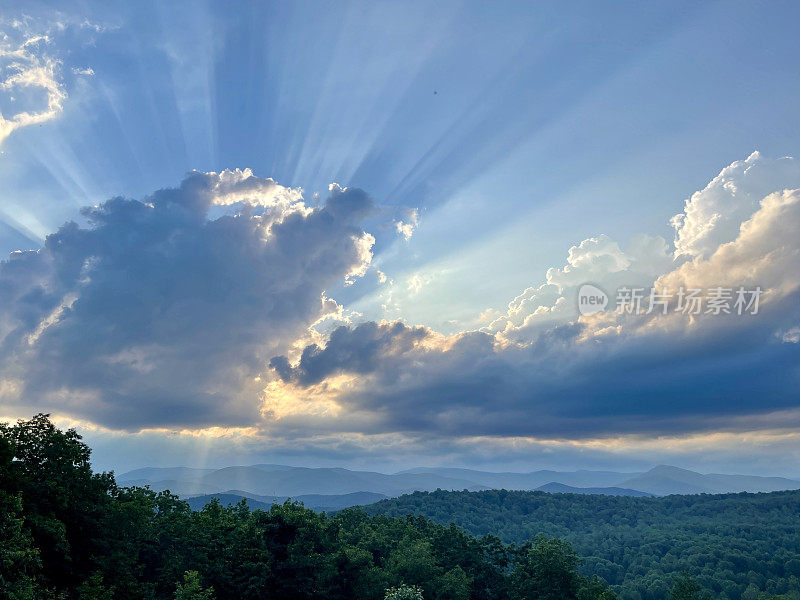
362,488,800,598
535,482,653,496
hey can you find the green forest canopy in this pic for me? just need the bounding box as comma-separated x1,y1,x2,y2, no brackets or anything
0,414,611,600
364,488,800,600
1,414,798,600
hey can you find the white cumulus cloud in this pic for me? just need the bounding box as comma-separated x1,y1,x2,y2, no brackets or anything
670,151,800,259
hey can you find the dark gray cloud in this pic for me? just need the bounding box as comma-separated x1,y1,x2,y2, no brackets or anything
270,297,800,439
270,321,430,386
268,185,800,439
0,171,375,429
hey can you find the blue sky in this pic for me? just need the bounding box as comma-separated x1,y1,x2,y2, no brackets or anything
1,0,800,475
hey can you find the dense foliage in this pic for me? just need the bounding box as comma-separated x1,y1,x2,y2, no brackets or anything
364,489,800,600
0,415,621,600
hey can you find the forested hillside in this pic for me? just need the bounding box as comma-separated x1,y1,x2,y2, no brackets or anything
0,415,621,600
3,415,798,600
365,489,800,600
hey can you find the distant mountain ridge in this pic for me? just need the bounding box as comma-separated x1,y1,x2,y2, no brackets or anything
117,464,800,503
535,482,653,497
617,465,800,496
399,467,635,489
118,464,486,497
186,491,387,512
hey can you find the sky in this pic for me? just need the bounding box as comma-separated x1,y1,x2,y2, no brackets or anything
1,0,799,476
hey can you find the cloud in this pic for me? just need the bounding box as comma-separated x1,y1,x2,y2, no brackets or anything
0,15,106,146
483,233,675,342
0,30,65,145
206,168,305,208
3,152,799,452
0,170,375,430
269,153,800,440
270,321,431,386
670,151,800,259
658,188,800,303
394,208,419,240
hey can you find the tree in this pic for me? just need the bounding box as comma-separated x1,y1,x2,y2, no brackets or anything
1,414,115,592
578,575,617,600
436,566,471,600
385,583,424,600
670,573,708,600
386,538,439,593
0,491,40,599
77,572,114,600
741,584,761,600
174,571,215,600
509,537,581,600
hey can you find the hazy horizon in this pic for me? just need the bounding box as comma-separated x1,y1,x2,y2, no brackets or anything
111,462,796,481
